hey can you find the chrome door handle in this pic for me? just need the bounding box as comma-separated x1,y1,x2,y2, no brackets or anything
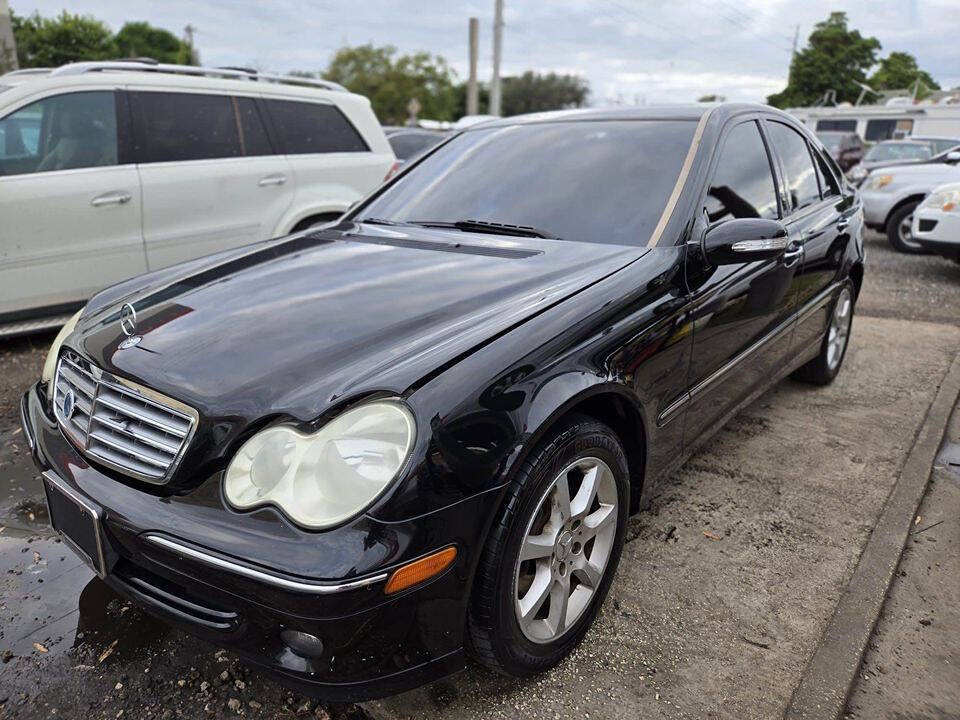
91,191,132,207
258,174,287,187
783,243,804,268
837,217,850,232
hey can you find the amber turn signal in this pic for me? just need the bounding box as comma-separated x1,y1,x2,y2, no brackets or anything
384,547,457,595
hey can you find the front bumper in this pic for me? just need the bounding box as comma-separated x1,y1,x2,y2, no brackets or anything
912,209,960,259
21,382,497,701
860,189,898,228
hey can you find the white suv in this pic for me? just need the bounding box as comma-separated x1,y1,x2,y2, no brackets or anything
0,61,395,337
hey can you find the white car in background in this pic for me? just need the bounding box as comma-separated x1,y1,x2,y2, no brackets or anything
912,182,960,263
0,60,394,337
859,150,960,253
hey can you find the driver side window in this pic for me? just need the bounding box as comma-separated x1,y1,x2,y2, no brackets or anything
0,91,117,176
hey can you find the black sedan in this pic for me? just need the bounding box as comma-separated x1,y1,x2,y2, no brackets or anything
21,103,863,701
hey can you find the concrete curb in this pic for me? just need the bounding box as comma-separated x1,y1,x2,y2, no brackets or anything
785,351,960,719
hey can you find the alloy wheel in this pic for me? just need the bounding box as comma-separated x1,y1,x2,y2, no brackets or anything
514,457,618,643
898,212,922,250
826,287,852,372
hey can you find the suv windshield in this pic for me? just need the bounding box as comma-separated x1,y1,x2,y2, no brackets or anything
865,142,932,162
358,120,698,246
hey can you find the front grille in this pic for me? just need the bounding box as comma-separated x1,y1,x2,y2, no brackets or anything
53,352,197,484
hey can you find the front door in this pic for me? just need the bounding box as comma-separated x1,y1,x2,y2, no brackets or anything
0,90,145,319
683,118,801,447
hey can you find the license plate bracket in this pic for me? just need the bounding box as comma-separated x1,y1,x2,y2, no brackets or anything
41,470,114,578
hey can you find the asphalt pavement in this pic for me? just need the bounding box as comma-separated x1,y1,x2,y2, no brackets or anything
1,231,958,719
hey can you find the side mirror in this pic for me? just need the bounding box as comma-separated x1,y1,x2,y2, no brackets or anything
702,218,789,266
946,151,960,163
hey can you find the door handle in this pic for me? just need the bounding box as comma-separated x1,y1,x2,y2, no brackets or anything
783,242,804,268
90,191,132,207
258,174,287,187
837,217,850,232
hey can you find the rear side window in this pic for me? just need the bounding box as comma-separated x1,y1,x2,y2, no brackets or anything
0,91,117,176
812,148,840,198
705,120,779,222
766,121,820,212
132,92,243,163
265,99,368,154
234,97,273,156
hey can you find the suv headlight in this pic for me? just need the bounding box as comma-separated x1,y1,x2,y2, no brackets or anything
869,174,894,190
920,190,960,213
224,400,416,529
42,309,83,398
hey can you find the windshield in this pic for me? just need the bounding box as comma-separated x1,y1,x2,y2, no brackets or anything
358,120,698,246
865,142,932,162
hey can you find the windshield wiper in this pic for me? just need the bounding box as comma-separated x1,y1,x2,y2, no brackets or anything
359,217,406,226
409,219,558,240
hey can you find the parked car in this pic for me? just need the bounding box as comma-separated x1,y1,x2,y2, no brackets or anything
22,103,863,701
816,130,864,171
860,151,960,252
846,136,960,185
912,181,960,262
383,126,448,166
0,60,394,338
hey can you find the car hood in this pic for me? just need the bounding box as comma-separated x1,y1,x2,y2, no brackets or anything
876,163,960,182
73,223,647,422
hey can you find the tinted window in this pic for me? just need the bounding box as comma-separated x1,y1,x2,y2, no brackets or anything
705,121,778,222
132,92,242,163
817,119,857,132
812,148,840,198
767,122,820,212
865,118,913,142
0,91,116,176
235,97,273,156
389,132,442,160
266,99,368,154
359,120,697,246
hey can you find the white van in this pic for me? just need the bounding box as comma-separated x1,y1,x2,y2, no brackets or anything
0,61,395,337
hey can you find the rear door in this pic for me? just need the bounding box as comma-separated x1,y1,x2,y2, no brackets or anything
683,117,801,446
129,90,293,270
764,119,854,356
0,89,145,318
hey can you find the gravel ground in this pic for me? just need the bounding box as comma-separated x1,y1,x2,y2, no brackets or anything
1,230,958,719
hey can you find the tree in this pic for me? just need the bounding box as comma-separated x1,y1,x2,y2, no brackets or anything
12,10,117,68
697,94,726,103
114,21,187,64
321,44,458,125
869,51,940,98
767,12,881,108
500,71,589,116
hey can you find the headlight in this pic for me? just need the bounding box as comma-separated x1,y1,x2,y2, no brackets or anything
224,400,416,529
42,309,83,398
920,190,960,213
869,174,894,190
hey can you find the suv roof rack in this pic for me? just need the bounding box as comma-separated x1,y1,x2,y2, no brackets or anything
2,68,53,77
48,61,347,93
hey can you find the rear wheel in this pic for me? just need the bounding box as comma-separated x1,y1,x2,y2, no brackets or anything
467,415,629,677
792,282,854,386
885,202,926,254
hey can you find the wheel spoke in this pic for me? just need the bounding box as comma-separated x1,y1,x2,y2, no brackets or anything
552,470,572,524
570,463,601,518
582,502,616,540
546,576,570,636
518,565,552,626
520,532,555,562
573,558,603,589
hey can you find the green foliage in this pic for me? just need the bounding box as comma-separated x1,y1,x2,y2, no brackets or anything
697,94,726,103
869,51,940,97
12,10,117,67
11,11,188,68
767,12,881,108
114,21,187,64
320,44,458,125
500,71,589,116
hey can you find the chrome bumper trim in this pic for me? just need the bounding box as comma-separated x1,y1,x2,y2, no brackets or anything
143,534,388,595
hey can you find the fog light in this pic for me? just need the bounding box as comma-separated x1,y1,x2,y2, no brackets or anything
280,629,325,658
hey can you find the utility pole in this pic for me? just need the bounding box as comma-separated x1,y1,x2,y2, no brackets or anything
0,0,18,72
467,17,479,116
490,0,504,116
183,24,200,65
789,24,799,70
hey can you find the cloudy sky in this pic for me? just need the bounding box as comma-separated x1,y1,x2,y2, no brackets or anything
13,0,960,105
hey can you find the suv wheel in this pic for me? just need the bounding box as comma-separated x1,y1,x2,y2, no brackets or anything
467,415,629,677
885,202,926,254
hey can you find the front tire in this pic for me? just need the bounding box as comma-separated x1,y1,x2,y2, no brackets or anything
467,415,629,677
885,202,925,254
792,282,854,386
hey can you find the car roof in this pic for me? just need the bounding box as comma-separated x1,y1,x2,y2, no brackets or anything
467,102,781,129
